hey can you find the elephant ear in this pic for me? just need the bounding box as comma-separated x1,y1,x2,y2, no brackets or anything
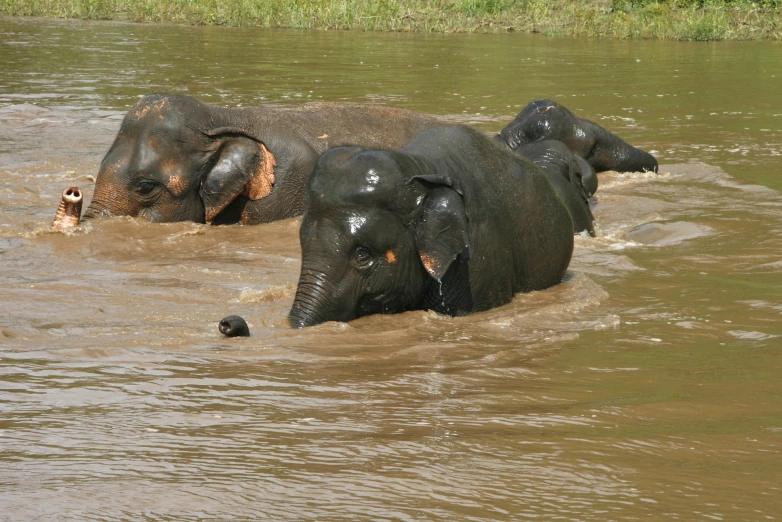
414,185,470,281
199,134,276,223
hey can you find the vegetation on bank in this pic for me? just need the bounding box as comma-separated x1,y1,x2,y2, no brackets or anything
2,0,780,40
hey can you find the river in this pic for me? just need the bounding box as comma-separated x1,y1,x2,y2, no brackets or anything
1,17,781,520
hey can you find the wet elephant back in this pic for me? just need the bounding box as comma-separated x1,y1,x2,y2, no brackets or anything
209,102,442,225
516,140,595,236
240,103,442,154
405,126,575,307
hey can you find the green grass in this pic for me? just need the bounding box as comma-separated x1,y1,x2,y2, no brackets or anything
1,0,781,40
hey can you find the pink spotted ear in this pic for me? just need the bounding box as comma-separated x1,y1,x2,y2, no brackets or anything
243,142,276,200
414,187,470,281
200,137,276,223
409,172,470,280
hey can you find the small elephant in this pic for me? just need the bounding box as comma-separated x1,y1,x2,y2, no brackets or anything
288,125,578,328
496,99,658,174
83,93,440,225
515,139,597,198
513,139,596,236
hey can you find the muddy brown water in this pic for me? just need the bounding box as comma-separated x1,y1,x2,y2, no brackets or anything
1,17,781,520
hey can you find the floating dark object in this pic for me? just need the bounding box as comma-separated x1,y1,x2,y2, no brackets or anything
219,315,250,337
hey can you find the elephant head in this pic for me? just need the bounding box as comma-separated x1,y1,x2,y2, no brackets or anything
84,93,276,224
498,99,658,174
288,147,470,328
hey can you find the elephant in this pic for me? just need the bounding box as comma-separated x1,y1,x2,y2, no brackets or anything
515,140,597,198
514,140,596,236
288,124,579,328
83,93,441,225
496,99,658,174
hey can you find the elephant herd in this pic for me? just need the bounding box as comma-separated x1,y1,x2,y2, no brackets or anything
53,93,658,331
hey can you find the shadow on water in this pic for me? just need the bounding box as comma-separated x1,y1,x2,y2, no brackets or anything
1,17,781,520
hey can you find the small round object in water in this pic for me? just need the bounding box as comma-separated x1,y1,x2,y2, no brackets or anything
218,315,250,337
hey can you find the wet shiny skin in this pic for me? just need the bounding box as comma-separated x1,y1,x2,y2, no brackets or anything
1,18,782,520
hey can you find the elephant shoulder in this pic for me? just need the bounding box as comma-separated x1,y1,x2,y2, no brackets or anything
405,124,496,162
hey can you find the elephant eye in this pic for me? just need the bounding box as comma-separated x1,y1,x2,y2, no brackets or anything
136,178,161,196
354,246,373,267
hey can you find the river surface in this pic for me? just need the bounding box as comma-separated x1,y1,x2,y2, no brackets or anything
1,17,781,521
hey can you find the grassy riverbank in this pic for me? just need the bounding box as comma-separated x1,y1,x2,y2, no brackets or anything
2,0,780,40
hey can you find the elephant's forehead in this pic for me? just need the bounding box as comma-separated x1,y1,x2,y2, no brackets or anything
124,101,196,144
132,97,170,121
328,207,401,238
313,165,402,203
348,166,398,195
150,131,192,156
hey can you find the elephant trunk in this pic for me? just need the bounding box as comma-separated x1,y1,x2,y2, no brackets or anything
625,146,658,173
82,199,113,220
219,315,251,337
602,142,658,173
289,268,348,329
591,125,658,173
52,186,83,229
82,187,138,220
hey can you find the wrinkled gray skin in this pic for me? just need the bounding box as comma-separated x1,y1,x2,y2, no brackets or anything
515,140,597,197
289,125,576,329
84,94,616,227
497,99,658,174
515,140,596,236
83,93,440,225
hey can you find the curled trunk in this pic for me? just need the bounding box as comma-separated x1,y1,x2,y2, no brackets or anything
289,268,347,329
52,186,83,229
591,125,658,173
219,315,250,337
